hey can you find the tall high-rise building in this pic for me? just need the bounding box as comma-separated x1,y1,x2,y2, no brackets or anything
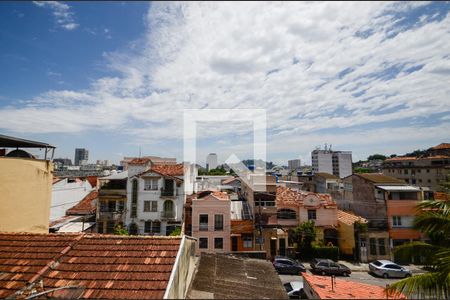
288,159,301,171
206,153,218,171
74,148,89,166
311,148,352,178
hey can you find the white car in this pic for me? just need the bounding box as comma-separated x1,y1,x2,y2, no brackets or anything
369,260,412,278
284,281,306,299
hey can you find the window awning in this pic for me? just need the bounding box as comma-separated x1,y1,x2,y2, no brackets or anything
376,185,420,192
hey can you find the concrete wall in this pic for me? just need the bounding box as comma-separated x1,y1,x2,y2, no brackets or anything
0,157,53,233
164,236,197,299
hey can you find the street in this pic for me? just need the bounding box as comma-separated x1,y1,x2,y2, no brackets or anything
279,271,403,288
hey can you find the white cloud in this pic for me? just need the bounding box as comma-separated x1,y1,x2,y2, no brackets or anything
34,1,79,31
2,2,450,160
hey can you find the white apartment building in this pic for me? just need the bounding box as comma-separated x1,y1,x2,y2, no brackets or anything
288,159,301,171
124,158,193,235
311,149,352,178
206,153,218,171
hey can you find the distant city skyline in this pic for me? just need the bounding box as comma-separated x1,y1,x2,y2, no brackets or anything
1,2,449,165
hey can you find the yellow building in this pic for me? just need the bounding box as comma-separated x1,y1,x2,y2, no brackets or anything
337,210,367,257
0,135,55,233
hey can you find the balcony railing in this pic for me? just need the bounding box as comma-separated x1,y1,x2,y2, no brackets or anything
161,210,175,219
98,211,125,221
161,189,175,197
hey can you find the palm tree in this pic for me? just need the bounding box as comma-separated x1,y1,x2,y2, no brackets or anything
386,198,450,298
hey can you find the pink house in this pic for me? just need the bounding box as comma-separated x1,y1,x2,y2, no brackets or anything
276,186,338,245
191,191,231,255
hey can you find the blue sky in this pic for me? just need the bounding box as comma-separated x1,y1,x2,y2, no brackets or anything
0,2,449,166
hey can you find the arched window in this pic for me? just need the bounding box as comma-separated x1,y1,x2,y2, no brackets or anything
131,179,138,218
277,208,296,220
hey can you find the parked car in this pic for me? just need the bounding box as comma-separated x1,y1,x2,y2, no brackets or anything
273,256,306,274
310,258,351,276
369,260,412,278
284,281,307,299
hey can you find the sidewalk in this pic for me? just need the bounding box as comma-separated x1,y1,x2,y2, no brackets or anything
337,260,425,273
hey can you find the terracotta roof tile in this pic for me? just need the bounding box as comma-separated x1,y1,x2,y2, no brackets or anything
66,190,98,216
303,273,406,299
151,164,184,177
315,172,339,180
276,186,336,207
0,233,182,299
337,210,367,226
128,158,152,165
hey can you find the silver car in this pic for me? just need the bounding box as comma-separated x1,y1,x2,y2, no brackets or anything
369,260,412,278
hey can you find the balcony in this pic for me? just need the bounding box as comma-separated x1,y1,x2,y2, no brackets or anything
161,210,175,219
98,211,125,221
161,189,175,197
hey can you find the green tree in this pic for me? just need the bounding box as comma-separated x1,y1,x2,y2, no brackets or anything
169,227,182,236
386,198,450,299
113,224,129,235
291,221,316,259
367,154,387,161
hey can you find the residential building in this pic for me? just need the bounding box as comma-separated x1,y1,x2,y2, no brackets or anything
125,159,187,236
302,273,405,299
296,174,316,192
428,142,450,156
311,149,352,178
191,191,231,255
0,134,55,234
230,197,254,252
341,173,423,260
74,148,89,166
288,159,301,171
337,210,367,260
382,154,450,194
195,175,234,192
97,171,128,234
275,186,338,246
314,172,340,193
51,177,94,222
0,233,196,299
187,253,288,299
206,153,218,171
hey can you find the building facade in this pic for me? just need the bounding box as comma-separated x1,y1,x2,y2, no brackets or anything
206,153,218,171
125,159,186,236
191,191,231,255
382,155,450,194
311,149,352,178
74,148,89,166
288,159,301,171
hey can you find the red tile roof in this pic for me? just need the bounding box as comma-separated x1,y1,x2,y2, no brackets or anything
385,155,450,161
337,210,367,226
128,158,152,165
303,273,406,299
0,233,181,299
431,143,450,150
66,190,98,216
356,173,405,184
151,164,184,177
86,176,98,188
276,186,336,207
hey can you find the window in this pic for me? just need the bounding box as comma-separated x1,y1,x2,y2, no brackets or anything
417,169,421,173
412,179,416,184
277,209,296,220
386,264,402,270
131,179,138,218
97,221,104,233
405,179,409,183
243,235,252,248
108,201,116,212
144,221,151,233
370,238,377,255
117,201,124,212
419,179,422,183
426,169,430,173
214,214,223,231
378,238,386,255
404,170,408,174
199,214,208,231
144,178,158,190
308,210,317,220
214,238,223,249
106,221,115,233
152,221,161,234
199,238,208,249
428,179,431,183
393,216,402,227
144,201,158,212
100,201,108,212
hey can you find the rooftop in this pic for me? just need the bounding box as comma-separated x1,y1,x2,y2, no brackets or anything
276,186,336,207
356,173,405,184
151,163,184,177
431,142,450,150
0,134,55,149
302,273,405,299
187,253,287,299
66,190,98,216
0,233,181,299
337,210,367,226
385,155,450,162
315,172,339,180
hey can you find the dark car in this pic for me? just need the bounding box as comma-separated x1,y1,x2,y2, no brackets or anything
310,258,351,276
273,256,306,275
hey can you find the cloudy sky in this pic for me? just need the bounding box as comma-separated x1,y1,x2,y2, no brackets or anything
1,1,449,166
